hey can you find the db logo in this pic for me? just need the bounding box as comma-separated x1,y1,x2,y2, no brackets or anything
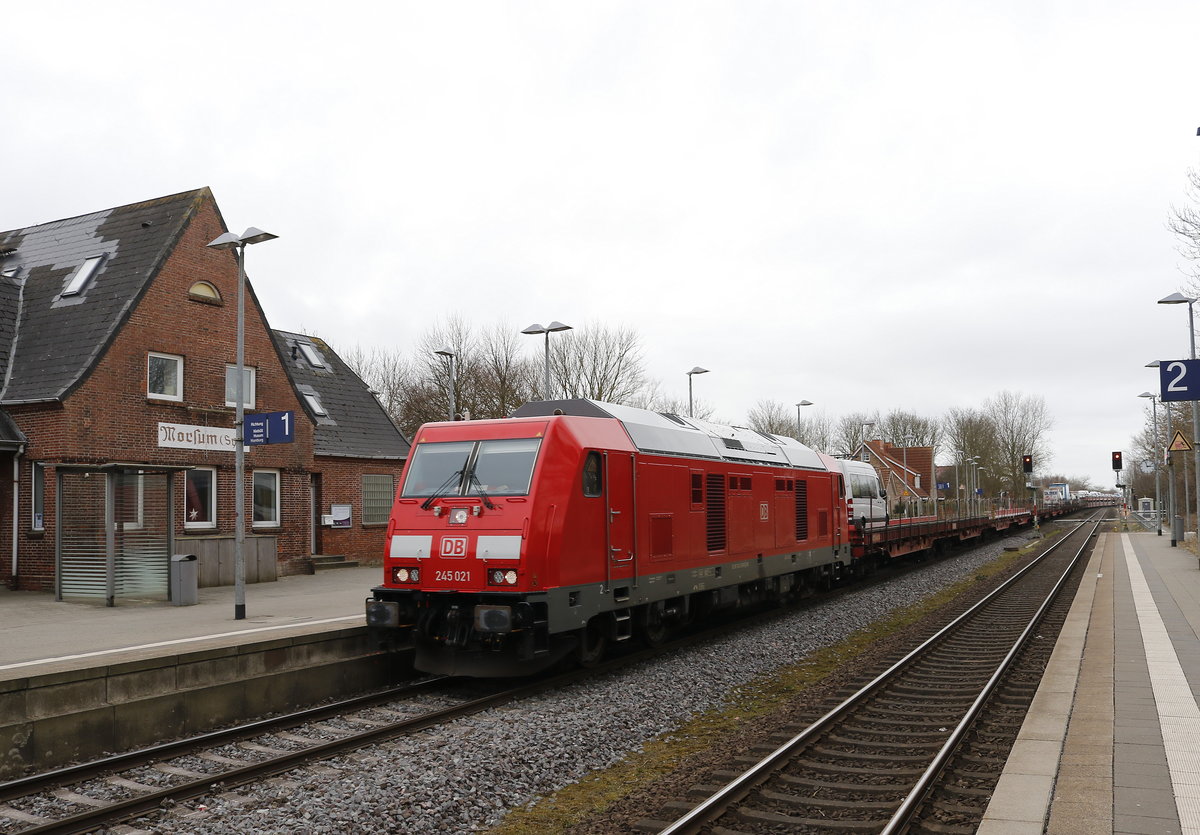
759,502,769,521
441,536,469,558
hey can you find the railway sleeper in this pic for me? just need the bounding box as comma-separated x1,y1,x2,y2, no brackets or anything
809,746,933,764
774,773,909,795
757,788,900,811
827,732,949,747
732,758,925,778
735,804,885,830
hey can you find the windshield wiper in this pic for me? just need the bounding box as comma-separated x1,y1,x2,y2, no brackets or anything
421,469,464,510
466,469,496,509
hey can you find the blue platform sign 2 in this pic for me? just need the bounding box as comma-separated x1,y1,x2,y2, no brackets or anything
244,411,295,445
1160,360,1200,402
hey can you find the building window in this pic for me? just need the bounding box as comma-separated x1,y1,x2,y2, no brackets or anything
362,474,394,525
302,391,327,416
253,470,280,527
32,462,44,531
148,352,183,401
185,468,217,529
298,342,325,368
224,365,256,409
188,281,222,303
62,255,104,297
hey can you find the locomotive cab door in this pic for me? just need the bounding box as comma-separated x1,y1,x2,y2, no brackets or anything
604,452,637,582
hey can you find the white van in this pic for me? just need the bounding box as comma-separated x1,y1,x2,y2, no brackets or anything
836,459,888,529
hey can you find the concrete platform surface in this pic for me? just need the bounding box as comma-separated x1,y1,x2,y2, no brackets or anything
0,566,383,680
981,527,1200,835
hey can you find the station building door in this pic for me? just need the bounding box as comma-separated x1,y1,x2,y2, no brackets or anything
56,467,176,606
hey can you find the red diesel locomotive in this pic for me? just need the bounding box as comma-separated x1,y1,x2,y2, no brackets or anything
366,399,870,676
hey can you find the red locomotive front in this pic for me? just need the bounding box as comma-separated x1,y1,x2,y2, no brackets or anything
367,399,849,677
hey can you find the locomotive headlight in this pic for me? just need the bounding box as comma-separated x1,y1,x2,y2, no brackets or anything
391,566,420,584
487,568,518,586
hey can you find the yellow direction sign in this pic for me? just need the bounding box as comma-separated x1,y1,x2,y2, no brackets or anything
1169,430,1193,452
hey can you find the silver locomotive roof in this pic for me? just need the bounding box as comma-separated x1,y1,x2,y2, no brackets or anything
511,398,827,471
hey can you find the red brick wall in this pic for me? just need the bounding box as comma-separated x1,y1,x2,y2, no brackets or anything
3,194,317,590
311,455,405,565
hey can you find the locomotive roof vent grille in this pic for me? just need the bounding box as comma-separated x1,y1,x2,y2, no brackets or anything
659,412,690,427
722,438,745,450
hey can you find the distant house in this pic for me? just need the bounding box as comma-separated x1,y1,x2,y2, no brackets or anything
0,188,408,599
272,330,409,567
856,440,935,514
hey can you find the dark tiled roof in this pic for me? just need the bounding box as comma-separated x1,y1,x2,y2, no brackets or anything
272,330,410,460
0,189,206,404
0,408,27,449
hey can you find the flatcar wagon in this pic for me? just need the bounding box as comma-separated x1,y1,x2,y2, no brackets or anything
366,399,862,676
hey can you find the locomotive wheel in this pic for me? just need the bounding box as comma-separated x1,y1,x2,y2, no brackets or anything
576,617,608,666
637,602,669,648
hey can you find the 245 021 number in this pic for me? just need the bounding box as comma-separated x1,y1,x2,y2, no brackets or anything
435,570,471,583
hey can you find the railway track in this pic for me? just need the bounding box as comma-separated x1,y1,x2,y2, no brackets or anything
0,671,589,834
649,513,1106,835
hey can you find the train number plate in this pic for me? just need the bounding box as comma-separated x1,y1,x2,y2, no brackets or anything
435,570,471,583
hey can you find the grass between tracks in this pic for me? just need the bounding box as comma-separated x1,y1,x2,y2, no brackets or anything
489,533,1059,835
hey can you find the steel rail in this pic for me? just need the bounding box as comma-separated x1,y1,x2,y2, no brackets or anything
0,677,448,803
658,512,1105,834
878,514,1102,833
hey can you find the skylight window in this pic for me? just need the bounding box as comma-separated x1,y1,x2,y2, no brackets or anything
303,391,328,416
298,342,325,368
62,256,104,297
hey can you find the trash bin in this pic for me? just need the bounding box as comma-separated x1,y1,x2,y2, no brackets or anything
170,553,198,606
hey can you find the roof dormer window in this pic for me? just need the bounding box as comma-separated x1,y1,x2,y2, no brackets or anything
62,256,104,297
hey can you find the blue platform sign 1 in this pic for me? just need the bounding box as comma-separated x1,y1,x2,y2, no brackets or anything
1160,360,1200,402
244,411,295,445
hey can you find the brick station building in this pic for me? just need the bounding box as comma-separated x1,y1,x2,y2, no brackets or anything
0,188,408,600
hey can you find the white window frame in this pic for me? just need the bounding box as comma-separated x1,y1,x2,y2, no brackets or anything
224,364,257,409
184,467,218,530
62,255,104,297
302,391,327,416
147,352,184,402
299,342,325,367
32,462,45,531
252,469,281,528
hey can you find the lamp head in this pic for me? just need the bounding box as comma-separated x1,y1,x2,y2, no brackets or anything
688,366,709,376
1158,292,1195,305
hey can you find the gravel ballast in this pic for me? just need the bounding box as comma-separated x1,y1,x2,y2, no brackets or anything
140,533,1041,834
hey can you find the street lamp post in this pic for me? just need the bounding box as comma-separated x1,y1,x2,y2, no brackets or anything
1140,391,1163,536
1158,292,1200,539
206,227,278,621
794,400,813,440
687,367,709,417
434,348,456,420
521,321,572,400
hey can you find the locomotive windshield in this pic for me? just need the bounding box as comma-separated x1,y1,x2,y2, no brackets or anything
401,438,541,498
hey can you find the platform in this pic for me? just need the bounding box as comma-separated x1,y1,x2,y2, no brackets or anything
0,565,382,680
981,528,1200,834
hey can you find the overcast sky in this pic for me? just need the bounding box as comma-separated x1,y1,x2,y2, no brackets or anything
5,1,1199,487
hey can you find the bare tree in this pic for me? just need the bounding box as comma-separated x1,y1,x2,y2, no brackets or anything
796,409,835,453
549,323,647,403
878,409,941,450
982,390,1054,498
834,411,881,457
1170,168,1200,281
745,399,795,436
